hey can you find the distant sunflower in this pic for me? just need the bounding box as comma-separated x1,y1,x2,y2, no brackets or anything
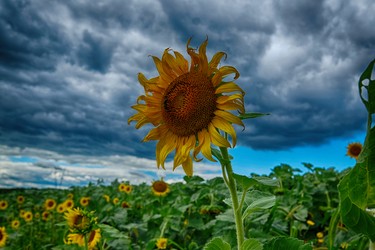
56,203,65,213
118,183,126,192
23,211,33,222
124,185,132,194
11,220,20,230
103,195,110,203
67,193,74,199
121,201,130,208
42,211,51,221
346,142,362,159
64,208,90,231
17,195,25,204
152,180,170,197
45,198,57,210
64,199,74,210
0,227,7,247
80,197,90,207
128,38,245,176
0,200,8,210
113,197,120,205
67,229,101,249
156,237,168,249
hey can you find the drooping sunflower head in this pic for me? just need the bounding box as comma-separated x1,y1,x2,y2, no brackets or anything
45,198,57,210
151,180,170,197
128,38,245,176
346,142,362,159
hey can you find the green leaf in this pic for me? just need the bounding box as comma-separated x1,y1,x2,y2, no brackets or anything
241,238,263,250
233,174,280,191
263,236,312,250
239,112,270,120
358,58,375,114
203,237,231,250
243,193,276,220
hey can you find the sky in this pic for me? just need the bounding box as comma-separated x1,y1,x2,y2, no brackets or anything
1,0,374,188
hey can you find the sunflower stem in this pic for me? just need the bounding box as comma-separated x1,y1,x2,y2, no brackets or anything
220,146,245,249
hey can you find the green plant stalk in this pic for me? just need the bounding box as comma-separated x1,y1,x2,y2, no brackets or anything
220,146,245,249
370,241,375,250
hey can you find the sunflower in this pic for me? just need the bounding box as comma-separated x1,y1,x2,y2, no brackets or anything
0,227,7,247
128,38,245,176
0,200,8,210
67,229,101,249
45,198,57,210
23,211,33,222
42,211,51,221
156,237,168,250
80,197,90,207
152,180,170,196
17,195,25,204
67,193,74,199
118,183,126,192
57,203,66,213
64,208,90,231
121,201,130,208
113,197,120,205
124,185,132,194
11,219,20,230
103,194,110,203
346,142,362,159
64,199,75,210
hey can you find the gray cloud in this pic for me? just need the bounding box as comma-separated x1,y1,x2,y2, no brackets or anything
0,0,374,175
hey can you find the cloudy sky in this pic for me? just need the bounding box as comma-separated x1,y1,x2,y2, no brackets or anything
1,0,374,188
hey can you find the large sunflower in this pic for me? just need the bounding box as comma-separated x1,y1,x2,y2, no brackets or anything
128,38,245,176
64,208,90,231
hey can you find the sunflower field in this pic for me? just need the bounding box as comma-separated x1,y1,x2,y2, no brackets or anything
0,164,369,250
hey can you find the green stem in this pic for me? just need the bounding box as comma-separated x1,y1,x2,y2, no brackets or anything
84,233,89,250
220,146,245,249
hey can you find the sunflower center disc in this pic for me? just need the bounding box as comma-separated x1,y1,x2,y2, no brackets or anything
162,72,217,136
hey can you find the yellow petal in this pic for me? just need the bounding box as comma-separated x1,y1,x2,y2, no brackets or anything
208,123,231,148
194,129,215,161
218,66,240,80
214,110,244,127
181,156,193,176
156,134,176,169
152,56,174,83
198,38,208,74
215,82,244,94
174,135,195,169
211,116,237,147
173,51,189,74
209,52,227,71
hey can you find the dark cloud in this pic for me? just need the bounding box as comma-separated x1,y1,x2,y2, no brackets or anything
0,0,374,163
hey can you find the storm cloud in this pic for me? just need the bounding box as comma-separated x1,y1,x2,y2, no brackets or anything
0,0,374,187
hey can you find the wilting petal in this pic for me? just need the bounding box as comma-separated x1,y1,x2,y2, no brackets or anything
211,116,237,147
208,123,231,148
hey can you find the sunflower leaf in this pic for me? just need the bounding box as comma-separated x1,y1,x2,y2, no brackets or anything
239,112,270,120
203,237,231,250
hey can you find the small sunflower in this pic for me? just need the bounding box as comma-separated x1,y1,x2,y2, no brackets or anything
113,197,120,205
64,208,90,231
45,198,57,210
64,199,75,210
0,200,8,210
156,237,168,250
11,219,20,230
17,195,25,204
80,197,90,207
42,211,51,221
128,38,245,176
121,201,130,208
307,220,315,226
152,180,170,196
56,203,66,213
67,193,74,199
118,183,126,192
23,211,33,222
346,142,362,159
67,229,101,249
124,185,132,194
103,194,110,203
0,227,8,247
316,232,324,239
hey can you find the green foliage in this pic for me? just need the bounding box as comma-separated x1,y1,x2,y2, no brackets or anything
338,58,375,242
